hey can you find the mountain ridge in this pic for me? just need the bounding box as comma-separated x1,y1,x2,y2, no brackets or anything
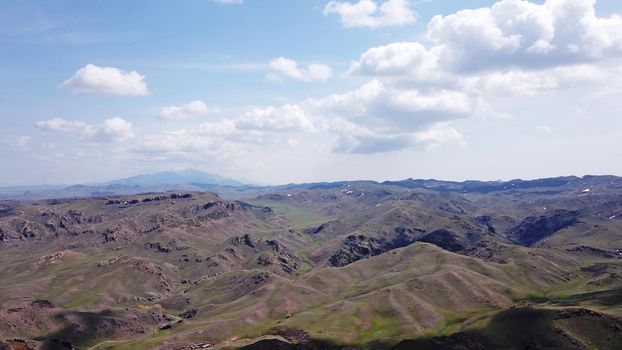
1,174,622,348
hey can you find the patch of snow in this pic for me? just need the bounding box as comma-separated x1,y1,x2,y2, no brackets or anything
582,188,591,193
287,194,292,197
610,215,617,220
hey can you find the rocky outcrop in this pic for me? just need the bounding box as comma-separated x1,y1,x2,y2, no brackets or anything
106,193,191,205
232,233,258,248
507,210,581,246
199,201,243,220
303,220,349,236
102,227,137,243
328,227,426,267
419,229,467,252
180,308,198,319
257,240,302,274
145,242,172,253
328,235,386,267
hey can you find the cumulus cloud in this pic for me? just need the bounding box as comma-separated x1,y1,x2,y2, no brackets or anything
236,104,315,131
426,0,622,72
37,117,134,141
325,118,465,154
60,64,149,96
413,122,465,151
310,80,475,128
324,0,417,29
268,57,333,82
349,42,441,79
135,126,259,163
160,100,220,119
126,75,475,159
137,105,315,159
349,0,622,95
100,117,134,140
37,118,92,133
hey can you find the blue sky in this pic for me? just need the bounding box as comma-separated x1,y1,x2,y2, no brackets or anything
1,0,622,185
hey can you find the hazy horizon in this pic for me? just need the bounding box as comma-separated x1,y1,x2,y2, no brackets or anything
0,167,618,188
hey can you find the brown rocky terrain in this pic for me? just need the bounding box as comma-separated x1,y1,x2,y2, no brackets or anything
0,176,622,349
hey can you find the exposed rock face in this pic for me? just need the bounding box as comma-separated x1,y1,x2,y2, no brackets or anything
200,201,243,220
419,229,467,252
476,215,496,234
102,227,137,243
258,240,302,274
106,194,191,205
232,233,258,248
32,251,81,269
2,339,38,350
303,220,349,236
567,245,620,258
180,308,198,319
463,242,509,264
251,271,271,284
507,210,581,246
329,235,385,267
145,242,172,253
328,227,425,267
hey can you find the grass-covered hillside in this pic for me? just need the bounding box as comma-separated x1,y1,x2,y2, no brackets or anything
1,176,622,349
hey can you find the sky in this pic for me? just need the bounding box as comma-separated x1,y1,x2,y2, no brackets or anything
1,0,622,186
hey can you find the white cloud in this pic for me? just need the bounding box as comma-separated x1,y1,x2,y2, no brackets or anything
137,105,315,159
37,118,92,133
456,64,613,95
60,64,149,96
291,80,473,153
310,79,475,128
424,0,622,72
324,0,418,29
8,136,32,149
37,117,134,141
100,117,134,140
350,42,441,80
235,104,315,132
414,122,465,150
211,0,243,4
160,100,220,119
349,0,622,94
269,57,332,82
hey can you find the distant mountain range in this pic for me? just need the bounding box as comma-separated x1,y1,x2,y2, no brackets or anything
1,172,619,201
104,169,245,187
0,169,250,200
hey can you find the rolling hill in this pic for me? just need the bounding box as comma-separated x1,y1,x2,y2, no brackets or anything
1,175,622,349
